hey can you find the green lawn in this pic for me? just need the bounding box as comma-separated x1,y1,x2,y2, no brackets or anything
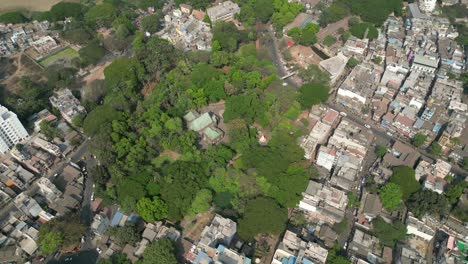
38,46,79,67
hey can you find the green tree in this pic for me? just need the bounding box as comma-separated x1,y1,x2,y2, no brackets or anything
327,244,351,264
160,162,207,221
72,114,86,128
429,142,442,156
390,166,420,201
319,4,348,27
40,120,60,140
298,82,330,109
323,35,337,47
212,21,242,52
136,197,168,222
50,2,84,21
140,239,178,264
110,223,141,246
84,3,117,28
346,57,359,68
372,217,407,246
445,182,467,205
254,0,275,23
407,190,449,218
298,65,330,84
141,12,163,34
287,24,319,46
347,0,403,26
83,105,122,136
38,231,63,254
223,93,267,123
378,183,402,211
0,12,28,24
373,56,383,64
238,197,288,240
271,0,304,29
412,133,427,147
376,145,387,159
188,189,213,216
463,157,468,170
79,41,106,66
38,214,85,253
350,23,379,40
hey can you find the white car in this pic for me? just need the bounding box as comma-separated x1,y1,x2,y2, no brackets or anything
96,248,102,254
364,124,371,129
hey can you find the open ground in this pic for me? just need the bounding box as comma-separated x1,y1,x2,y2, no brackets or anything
0,0,80,13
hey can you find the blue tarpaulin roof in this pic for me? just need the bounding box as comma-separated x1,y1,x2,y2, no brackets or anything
110,210,124,227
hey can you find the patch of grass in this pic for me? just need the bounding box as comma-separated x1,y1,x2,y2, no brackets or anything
37,46,78,67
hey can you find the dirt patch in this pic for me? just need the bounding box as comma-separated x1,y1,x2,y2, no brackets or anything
180,210,215,242
161,150,181,161
255,234,281,264
1,53,45,93
289,44,323,67
316,16,351,41
0,0,80,12
82,61,111,85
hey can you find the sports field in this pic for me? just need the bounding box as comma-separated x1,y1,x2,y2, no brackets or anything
0,0,80,12
37,46,79,68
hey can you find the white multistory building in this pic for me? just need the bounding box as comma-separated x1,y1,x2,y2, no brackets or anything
0,105,29,154
419,0,437,13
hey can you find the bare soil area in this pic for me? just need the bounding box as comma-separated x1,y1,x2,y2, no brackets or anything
180,210,215,242
0,0,80,12
1,53,45,93
316,16,351,41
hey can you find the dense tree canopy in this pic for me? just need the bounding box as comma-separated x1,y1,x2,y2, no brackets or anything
50,2,85,21
389,166,420,201
0,12,28,24
140,239,178,264
38,215,85,253
85,3,118,28
238,197,288,240
379,183,402,211
287,23,320,46
412,133,427,147
350,23,378,40
407,190,449,218
345,0,403,26
141,12,164,34
136,197,168,222
319,4,348,27
110,223,141,246
298,82,330,109
372,217,407,246
79,41,106,66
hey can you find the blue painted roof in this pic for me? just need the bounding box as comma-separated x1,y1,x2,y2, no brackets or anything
302,258,314,264
194,251,213,264
244,257,252,264
110,210,124,227
288,256,297,264
300,17,313,28
433,123,442,132
217,244,226,253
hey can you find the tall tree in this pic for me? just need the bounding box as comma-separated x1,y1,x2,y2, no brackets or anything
238,197,288,240
378,183,402,211
390,166,420,201
141,239,178,264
